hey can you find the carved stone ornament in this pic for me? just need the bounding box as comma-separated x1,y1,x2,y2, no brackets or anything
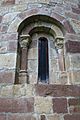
19,34,32,48
55,36,64,49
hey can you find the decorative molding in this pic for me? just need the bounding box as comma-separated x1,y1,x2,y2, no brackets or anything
19,34,32,48
55,37,64,49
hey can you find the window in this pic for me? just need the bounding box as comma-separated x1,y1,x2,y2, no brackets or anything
38,37,49,83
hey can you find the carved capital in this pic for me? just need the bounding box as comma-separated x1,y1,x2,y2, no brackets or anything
55,37,64,49
19,34,32,48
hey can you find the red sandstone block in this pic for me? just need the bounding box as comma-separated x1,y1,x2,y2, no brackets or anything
72,7,80,14
68,98,80,106
0,71,15,83
64,114,80,120
0,98,34,113
35,85,80,97
63,20,75,34
2,0,15,5
8,114,36,120
68,98,80,113
0,114,6,120
65,40,80,53
53,98,68,113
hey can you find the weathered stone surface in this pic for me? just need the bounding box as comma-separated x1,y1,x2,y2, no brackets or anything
68,71,80,85
65,40,80,53
35,84,80,97
53,98,68,113
0,114,6,120
0,70,15,83
28,60,37,72
7,17,22,33
15,0,37,4
0,41,8,53
2,12,19,24
70,19,80,34
68,98,80,113
63,20,75,33
28,48,38,59
72,7,80,14
0,97,34,113
8,114,36,120
64,114,80,120
34,96,53,114
1,85,13,97
0,53,16,69
47,114,62,120
2,0,15,5
0,33,18,41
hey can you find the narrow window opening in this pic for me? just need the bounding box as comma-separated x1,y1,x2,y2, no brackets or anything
38,37,49,83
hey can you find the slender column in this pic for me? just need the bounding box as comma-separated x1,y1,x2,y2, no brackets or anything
19,34,32,84
55,37,65,71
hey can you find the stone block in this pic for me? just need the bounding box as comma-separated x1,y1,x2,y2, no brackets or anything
28,48,38,59
0,33,18,41
49,71,68,85
15,0,37,4
68,98,80,113
0,53,17,69
72,7,80,14
0,97,34,113
47,114,63,120
34,96,53,114
13,84,25,97
28,72,37,84
1,85,13,97
0,41,8,53
53,98,68,113
2,12,19,24
0,70,15,83
35,84,80,97
8,41,17,52
28,60,38,72
65,40,80,53
68,71,80,85
64,114,80,120
8,114,36,120
2,0,15,5
70,19,80,34
7,17,22,33
0,114,6,120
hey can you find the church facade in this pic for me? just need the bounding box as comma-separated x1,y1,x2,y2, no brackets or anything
0,0,80,120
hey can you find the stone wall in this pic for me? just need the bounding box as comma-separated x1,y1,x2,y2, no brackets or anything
0,0,80,120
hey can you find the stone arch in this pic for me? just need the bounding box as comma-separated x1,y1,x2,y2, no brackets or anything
15,10,70,84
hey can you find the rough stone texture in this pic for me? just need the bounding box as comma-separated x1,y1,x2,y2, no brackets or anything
47,114,63,120
65,40,80,53
0,0,80,119
0,97,34,113
34,96,53,114
64,114,80,120
53,98,68,113
35,84,80,97
0,53,16,69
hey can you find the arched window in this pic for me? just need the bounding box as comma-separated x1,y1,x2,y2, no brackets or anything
38,37,49,83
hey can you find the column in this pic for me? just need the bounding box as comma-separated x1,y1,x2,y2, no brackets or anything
19,34,32,84
55,37,65,71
